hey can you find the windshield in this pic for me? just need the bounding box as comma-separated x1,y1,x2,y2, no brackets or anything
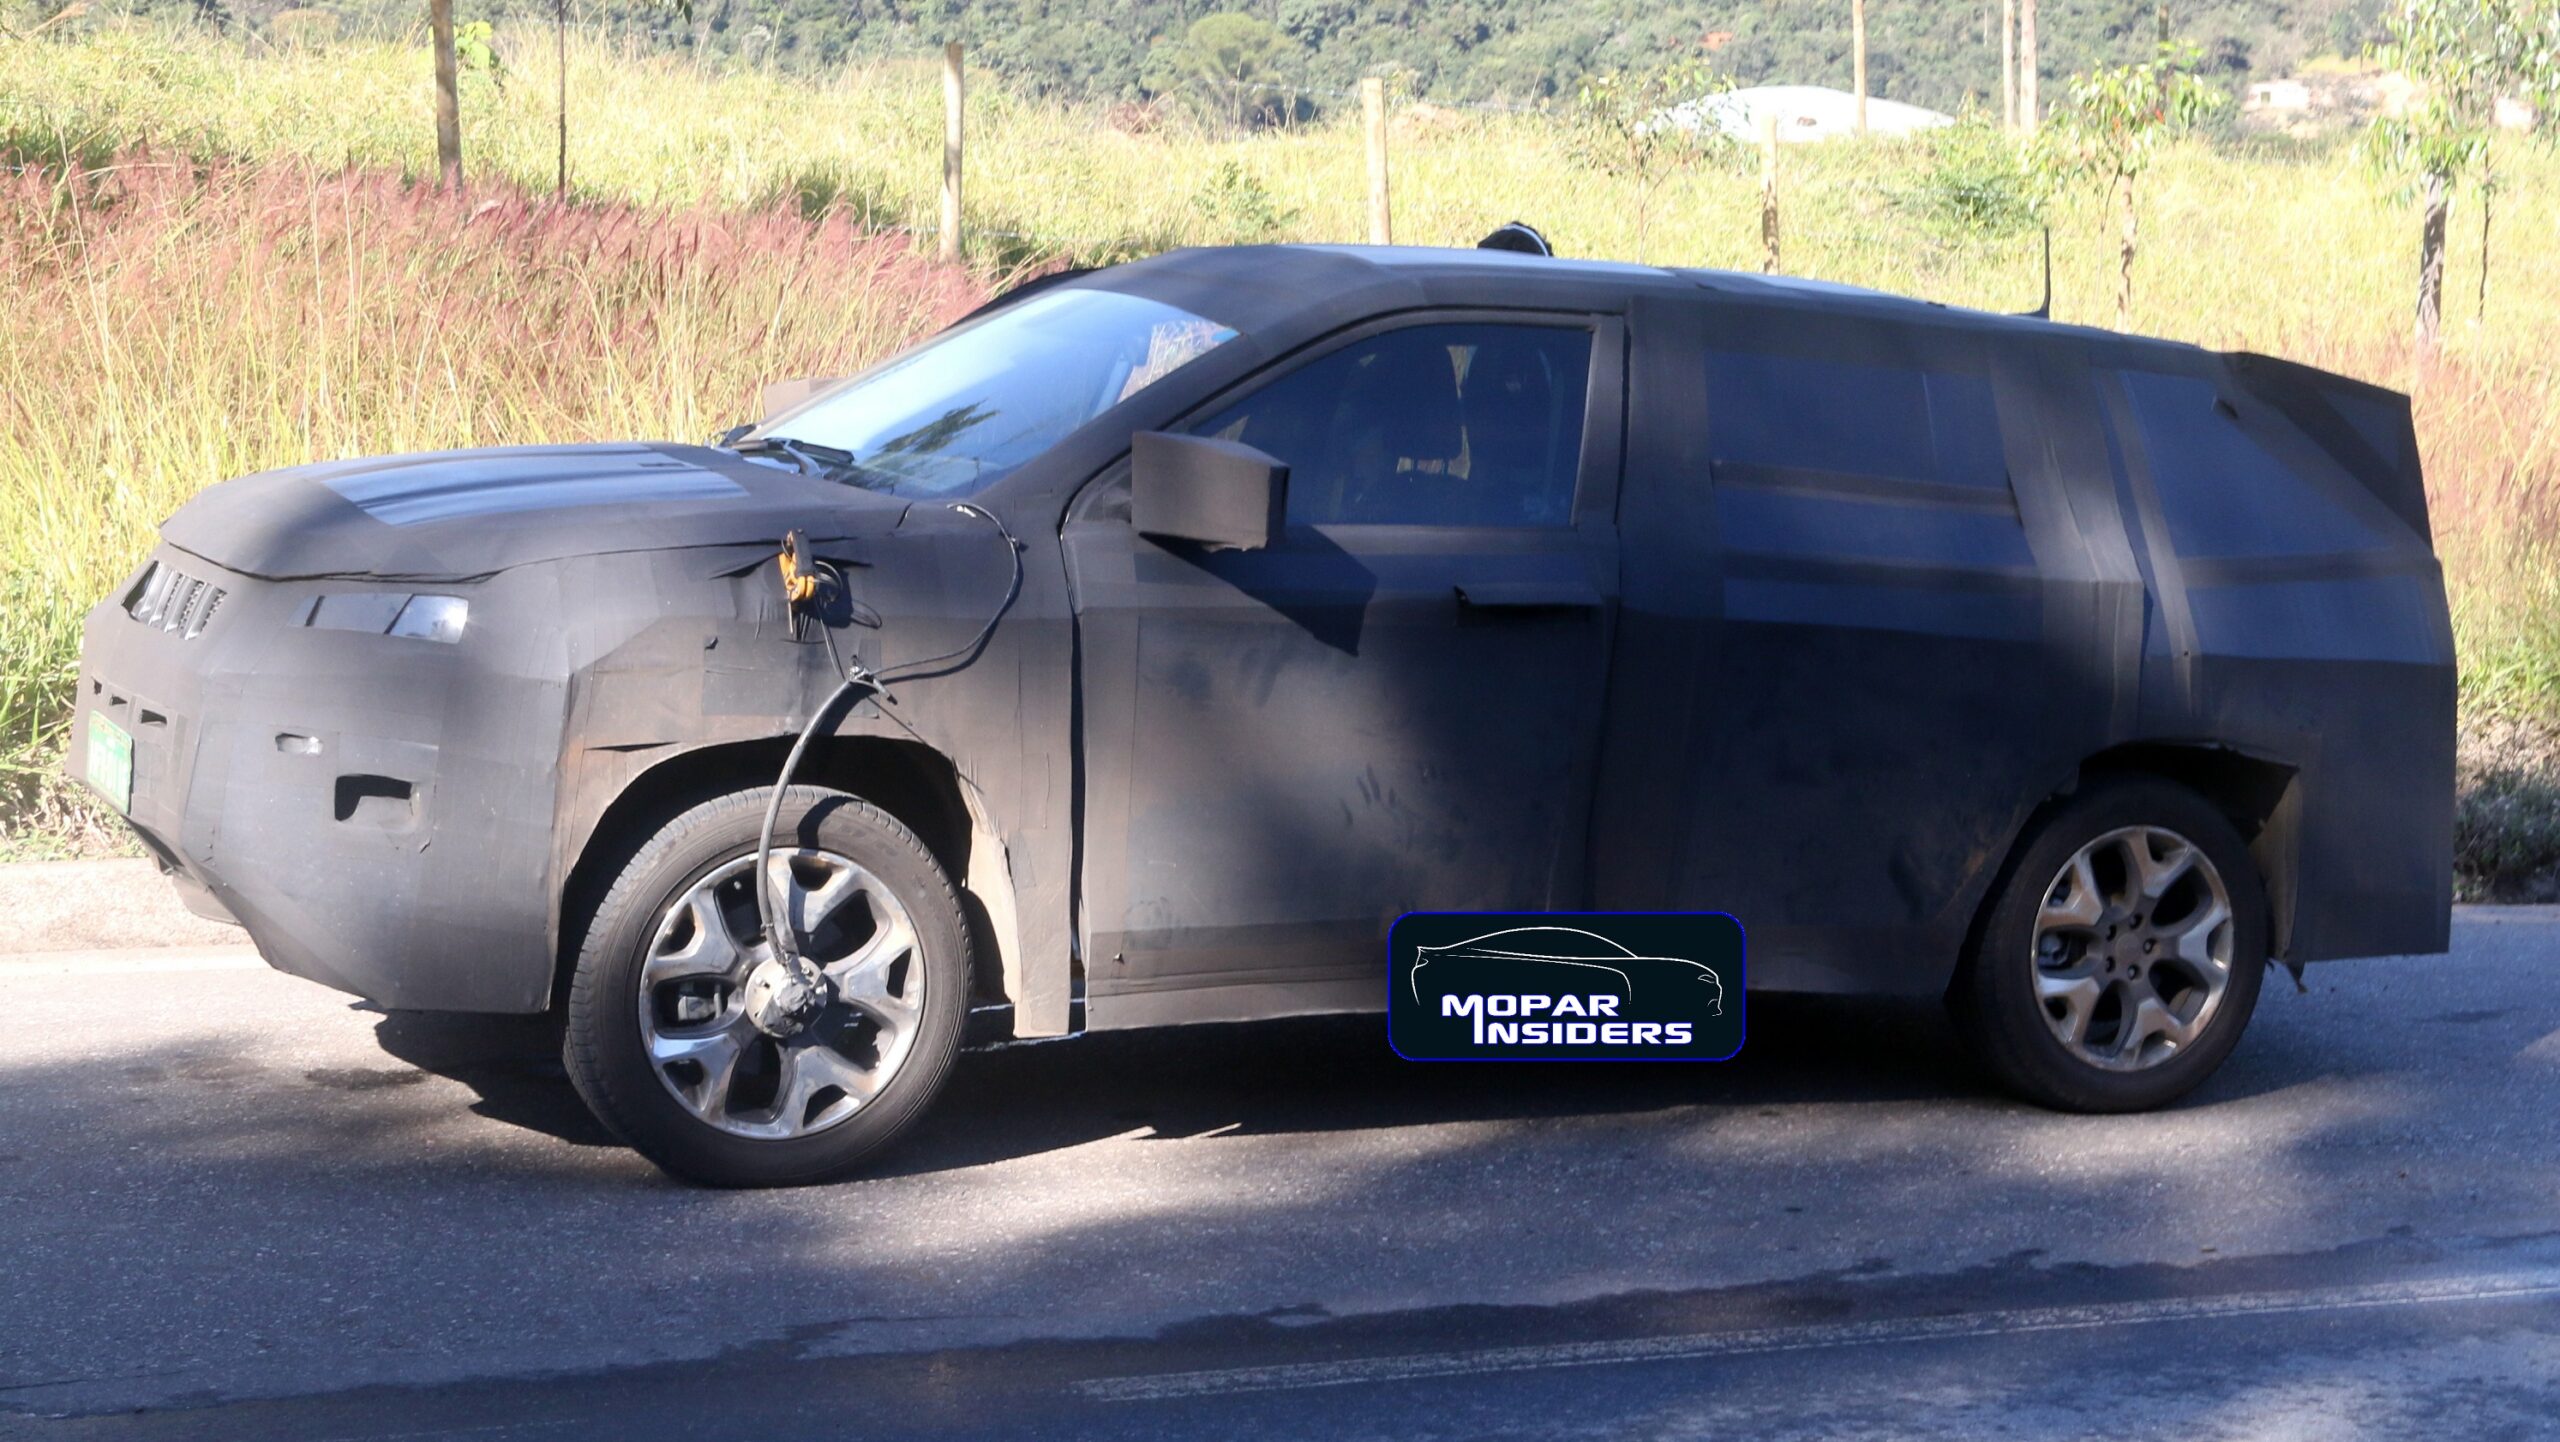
744,287,1237,497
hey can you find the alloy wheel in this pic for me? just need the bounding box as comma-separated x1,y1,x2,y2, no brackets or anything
635,849,925,1139
2029,825,2235,1072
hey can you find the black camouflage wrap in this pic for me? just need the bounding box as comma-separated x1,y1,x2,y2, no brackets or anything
70,246,2452,1034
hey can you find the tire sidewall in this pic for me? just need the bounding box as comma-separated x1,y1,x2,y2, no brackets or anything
566,787,969,1187
1963,777,2270,1112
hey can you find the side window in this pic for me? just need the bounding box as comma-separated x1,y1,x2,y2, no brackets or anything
2119,370,2391,559
1191,323,1593,527
1704,349,2007,492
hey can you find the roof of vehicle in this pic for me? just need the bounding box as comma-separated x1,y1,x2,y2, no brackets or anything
1325,243,2178,342
1096,242,2200,362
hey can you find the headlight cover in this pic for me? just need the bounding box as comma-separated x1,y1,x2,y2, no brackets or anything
302,593,468,643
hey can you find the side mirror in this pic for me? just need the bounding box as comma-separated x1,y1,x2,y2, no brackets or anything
1131,432,1289,552
760,376,842,421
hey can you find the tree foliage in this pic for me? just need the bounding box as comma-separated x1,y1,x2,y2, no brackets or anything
2036,41,2224,328
111,0,2400,115
2357,0,2559,347
2038,41,2223,195
2360,0,2512,197
1570,58,1733,260
1140,12,1296,128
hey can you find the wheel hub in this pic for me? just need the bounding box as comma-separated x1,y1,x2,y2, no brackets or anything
740,957,831,1038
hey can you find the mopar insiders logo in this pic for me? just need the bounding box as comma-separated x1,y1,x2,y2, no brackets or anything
1389,913,1746,1061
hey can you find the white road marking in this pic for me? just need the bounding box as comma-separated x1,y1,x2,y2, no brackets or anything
1075,1269,2560,1402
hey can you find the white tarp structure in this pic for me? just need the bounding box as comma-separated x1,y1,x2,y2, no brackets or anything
1656,85,1956,143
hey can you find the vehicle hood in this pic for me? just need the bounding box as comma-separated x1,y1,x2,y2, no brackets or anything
159,442,908,581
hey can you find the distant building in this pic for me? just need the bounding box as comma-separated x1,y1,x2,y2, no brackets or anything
1656,85,1956,143
2245,79,2313,113
2241,67,2538,135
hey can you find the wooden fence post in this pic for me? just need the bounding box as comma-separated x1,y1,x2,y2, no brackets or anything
2019,0,2039,133
2001,0,2017,130
1760,115,1782,274
1852,0,1869,137
429,0,462,188
1362,76,1392,245
941,42,965,263
553,0,569,198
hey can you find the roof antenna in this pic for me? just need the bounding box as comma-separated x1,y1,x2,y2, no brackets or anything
2022,226,2052,321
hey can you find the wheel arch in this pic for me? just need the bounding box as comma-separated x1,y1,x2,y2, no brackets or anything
554,735,1020,1016
1964,742,2304,990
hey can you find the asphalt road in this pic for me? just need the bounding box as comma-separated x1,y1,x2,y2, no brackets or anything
1,913,2557,1439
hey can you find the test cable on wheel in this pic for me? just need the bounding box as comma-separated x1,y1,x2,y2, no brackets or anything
749,504,1022,1021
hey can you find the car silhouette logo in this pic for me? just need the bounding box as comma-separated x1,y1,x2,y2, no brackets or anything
1410,925,1725,1016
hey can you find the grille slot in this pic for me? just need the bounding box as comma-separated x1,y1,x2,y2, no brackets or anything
125,563,228,639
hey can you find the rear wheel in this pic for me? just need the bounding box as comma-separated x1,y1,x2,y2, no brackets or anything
564,786,968,1186
1952,776,2268,1112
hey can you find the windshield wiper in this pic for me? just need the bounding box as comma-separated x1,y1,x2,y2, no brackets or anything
730,434,856,479
728,434,909,493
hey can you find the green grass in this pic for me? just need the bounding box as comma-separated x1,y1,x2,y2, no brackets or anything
7,20,2560,882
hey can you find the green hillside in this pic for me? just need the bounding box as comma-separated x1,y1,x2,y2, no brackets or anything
102,0,2392,113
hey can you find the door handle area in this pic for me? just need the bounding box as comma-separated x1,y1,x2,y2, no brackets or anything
1452,581,1604,612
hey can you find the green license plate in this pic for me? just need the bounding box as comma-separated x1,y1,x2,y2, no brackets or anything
85,712,134,813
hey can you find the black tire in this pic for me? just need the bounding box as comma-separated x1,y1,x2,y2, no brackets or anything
1951,775,2269,1113
563,785,969,1187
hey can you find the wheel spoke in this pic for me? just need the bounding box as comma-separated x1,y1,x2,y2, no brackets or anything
776,1044,878,1128
642,892,741,988
650,1021,749,1118
2151,987,2203,1049
2128,832,2198,903
648,1019,741,1067
2115,994,2191,1061
2036,969,2104,1046
773,853,859,936
827,912,921,1035
2038,851,2105,931
2163,896,2232,976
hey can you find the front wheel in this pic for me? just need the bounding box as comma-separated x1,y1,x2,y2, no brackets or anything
564,786,969,1187
1952,776,2269,1113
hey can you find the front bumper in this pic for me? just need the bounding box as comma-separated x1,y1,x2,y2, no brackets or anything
69,549,568,1011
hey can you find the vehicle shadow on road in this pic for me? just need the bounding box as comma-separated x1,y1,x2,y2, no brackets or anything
367,1010,622,1148
350,987,2327,1175
352,993,1991,1168
866,994,1995,1178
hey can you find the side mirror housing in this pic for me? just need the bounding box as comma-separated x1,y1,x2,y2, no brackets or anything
1131,432,1289,552
760,376,842,421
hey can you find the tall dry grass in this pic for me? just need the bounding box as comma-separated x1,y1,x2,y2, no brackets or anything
11,23,2560,350
0,149,982,854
